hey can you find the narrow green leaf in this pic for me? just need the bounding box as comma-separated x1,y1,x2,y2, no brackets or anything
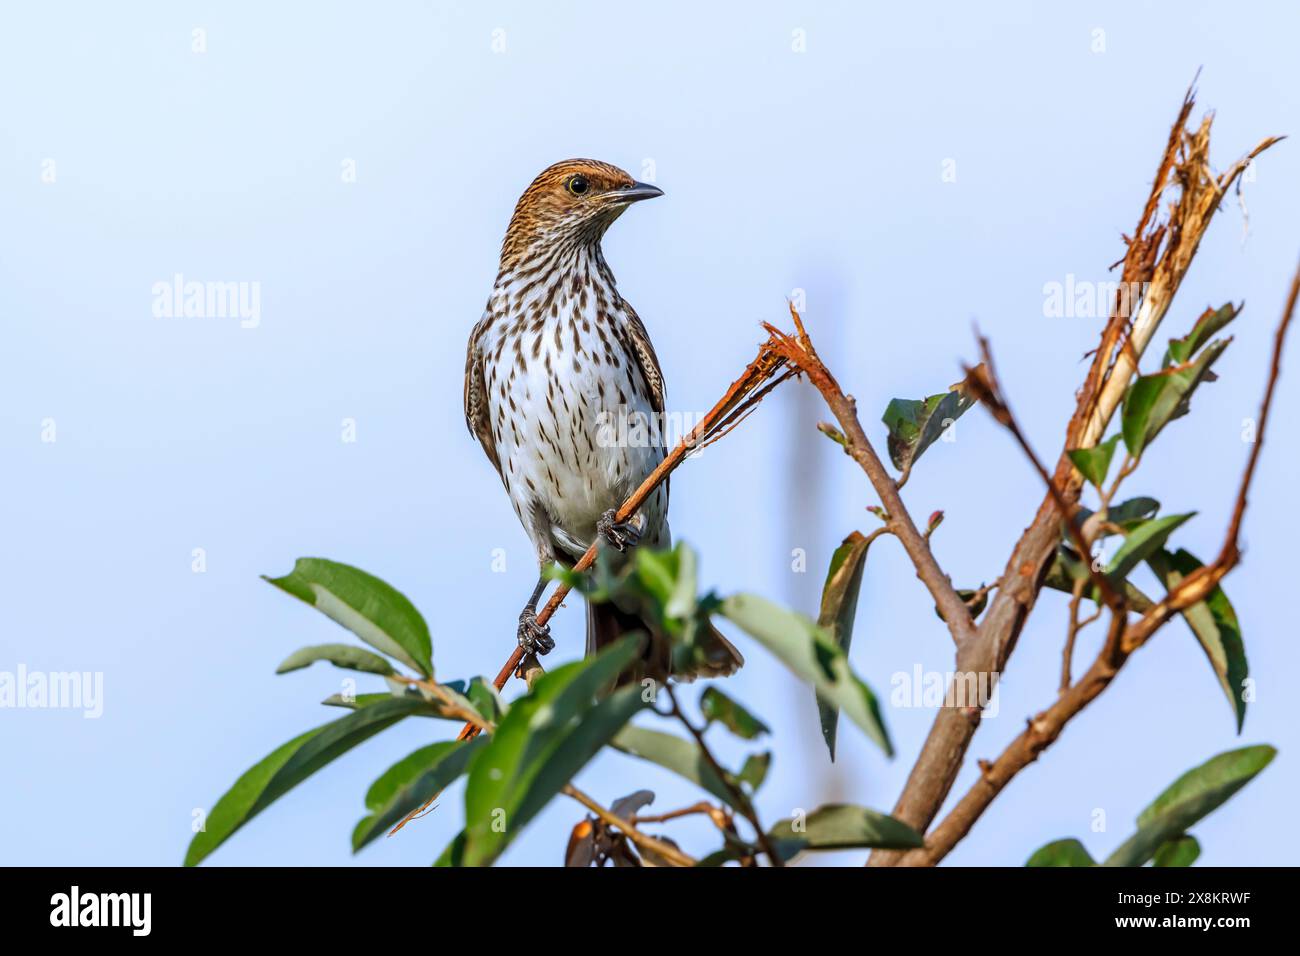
352,737,486,851
264,558,433,677
1165,303,1238,365
699,687,769,740
460,640,645,866
276,643,395,676
466,676,509,724
1121,339,1230,457
322,692,390,710
610,724,738,809
1104,745,1276,866
815,531,872,761
1153,834,1201,867
1044,546,1155,610
767,804,923,860
881,381,976,472
1068,434,1121,489
721,594,892,756
1105,513,1195,582
665,543,698,621
1077,496,1161,536
1147,549,1248,732
737,752,771,794
184,697,430,866
1026,838,1096,867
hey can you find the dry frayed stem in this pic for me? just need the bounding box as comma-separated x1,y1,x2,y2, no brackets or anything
563,784,696,867
964,337,1125,612
764,303,976,646
869,85,1283,865
895,256,1299,867
632,800,731,829
664,683,784,867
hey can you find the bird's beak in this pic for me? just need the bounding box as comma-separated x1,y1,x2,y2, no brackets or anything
609,182,664,204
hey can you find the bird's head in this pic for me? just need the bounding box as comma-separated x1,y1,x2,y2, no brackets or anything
500,159,662,261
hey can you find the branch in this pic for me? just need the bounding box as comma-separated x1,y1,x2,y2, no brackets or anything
895,255,1298,866
869,86,1282,864
764,305,976,645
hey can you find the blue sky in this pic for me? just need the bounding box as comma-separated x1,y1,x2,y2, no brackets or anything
2,1,1297,866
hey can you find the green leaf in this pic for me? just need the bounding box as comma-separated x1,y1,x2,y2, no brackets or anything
1147,549,1248,732
1121,339,1231,458
767,804,923,860
319,697,390,712
1078,496,1161,536
1104,745,1276,866
351,737,486,851
1105,513,1195,582
611,724,739,809
665,543,698,621
184,697,431,866
1043,546,1154,610
275,643,395,676
1026,838,1096,867
1153,834,1201,867
433,830,467,867
737,752,771,794
699,687,769,740
264,558,432,677
1068,434,1121,489
815,531,873,761
466,676,509,724
1165,303,1239,366
460,640,646,866
721,594,892,756
881,382,975,472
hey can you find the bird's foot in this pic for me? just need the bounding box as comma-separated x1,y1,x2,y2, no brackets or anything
517,607,554,656
597,509,642,553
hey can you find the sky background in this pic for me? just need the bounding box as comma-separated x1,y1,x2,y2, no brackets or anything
2,1,1297,867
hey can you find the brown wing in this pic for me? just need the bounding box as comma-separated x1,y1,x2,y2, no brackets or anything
620,301,670,508
464,318,502,479
620,301,665,416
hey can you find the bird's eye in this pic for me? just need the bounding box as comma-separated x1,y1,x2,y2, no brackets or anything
567,175,589,195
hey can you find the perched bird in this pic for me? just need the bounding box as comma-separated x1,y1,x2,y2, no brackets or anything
464,159,742,681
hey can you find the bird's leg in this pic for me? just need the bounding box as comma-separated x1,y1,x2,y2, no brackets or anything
517,574,555,656
597,509,643,553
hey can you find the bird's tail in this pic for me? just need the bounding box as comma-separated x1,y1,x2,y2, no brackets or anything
585,600,744,685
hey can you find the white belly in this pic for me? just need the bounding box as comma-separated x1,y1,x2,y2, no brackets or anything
482,295,667,562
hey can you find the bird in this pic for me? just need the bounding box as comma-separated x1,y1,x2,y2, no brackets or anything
463,159,742,683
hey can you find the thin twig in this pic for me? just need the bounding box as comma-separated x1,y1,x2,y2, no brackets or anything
964,336,1124,612
664,683,783,867
764,305,976,645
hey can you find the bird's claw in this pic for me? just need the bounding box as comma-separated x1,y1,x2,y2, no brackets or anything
517,607,554,656
597,509,642,553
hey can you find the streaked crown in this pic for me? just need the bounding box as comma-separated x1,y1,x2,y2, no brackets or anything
500,159,663,264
